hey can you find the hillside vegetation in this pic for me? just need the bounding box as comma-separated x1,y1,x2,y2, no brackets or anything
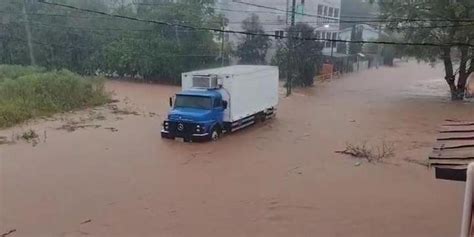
0,65,109,128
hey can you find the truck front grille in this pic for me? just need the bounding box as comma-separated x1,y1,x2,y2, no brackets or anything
168,121,196,136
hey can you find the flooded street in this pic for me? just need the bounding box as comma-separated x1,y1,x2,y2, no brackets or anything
1,62,473,237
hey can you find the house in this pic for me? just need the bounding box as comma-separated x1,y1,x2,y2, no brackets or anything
336,24,387,71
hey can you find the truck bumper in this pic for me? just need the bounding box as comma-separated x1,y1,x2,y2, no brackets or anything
161,130,209,142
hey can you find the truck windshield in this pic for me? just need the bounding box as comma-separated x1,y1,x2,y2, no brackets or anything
174,95,212,110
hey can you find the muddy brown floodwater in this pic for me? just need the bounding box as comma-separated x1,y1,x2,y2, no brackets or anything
1,61,474,237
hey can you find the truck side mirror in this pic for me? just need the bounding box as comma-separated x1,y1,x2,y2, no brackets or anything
222,100,228,109
169,97,173,107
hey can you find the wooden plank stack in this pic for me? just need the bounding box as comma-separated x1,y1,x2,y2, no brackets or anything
429,120,474,181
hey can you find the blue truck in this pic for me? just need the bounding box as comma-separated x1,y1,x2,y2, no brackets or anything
161,65,279,142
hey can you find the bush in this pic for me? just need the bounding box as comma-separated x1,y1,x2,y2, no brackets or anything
0,65,109,128
0,65,45,81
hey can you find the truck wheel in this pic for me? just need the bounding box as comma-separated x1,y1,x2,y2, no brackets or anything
259,112,266,122
209,127,220,141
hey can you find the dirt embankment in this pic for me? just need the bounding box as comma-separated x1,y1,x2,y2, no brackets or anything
1,62,473,237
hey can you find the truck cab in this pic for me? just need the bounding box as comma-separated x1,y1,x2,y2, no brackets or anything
161,89,227,141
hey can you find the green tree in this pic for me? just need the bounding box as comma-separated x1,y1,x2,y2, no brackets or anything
376,0,474,100
272,23,323,87
105,0,220,83
0,0,222,83
235,14,271,64
0,0,110,74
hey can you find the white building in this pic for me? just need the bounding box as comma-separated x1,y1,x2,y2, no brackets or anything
215,0,341,62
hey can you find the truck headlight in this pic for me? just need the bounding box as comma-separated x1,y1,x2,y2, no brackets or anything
195,125,205,133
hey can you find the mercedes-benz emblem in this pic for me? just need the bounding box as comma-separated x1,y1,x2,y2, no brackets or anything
177,123,184,131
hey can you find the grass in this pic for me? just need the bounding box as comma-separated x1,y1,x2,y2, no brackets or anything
0,65,45,82
0,65,109,128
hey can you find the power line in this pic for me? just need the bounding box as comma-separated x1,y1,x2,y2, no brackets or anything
4,9,474,26
8,18,472,37
115,1,474,24
232,0,474,24
5,0,474,24
137,1,399,24
37,0,474,47
13,11,474,29
135,2,287,15
127,0,474,22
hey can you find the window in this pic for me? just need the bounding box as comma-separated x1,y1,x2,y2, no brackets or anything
317,5,323,15
334,8,339,18
301,0,305,4
323,6,328,16
175,95,212,110
275,30,284,39
213,99,222,108
328,7,334,17
332,32,337,40
326,32,332,47
315,31,321,39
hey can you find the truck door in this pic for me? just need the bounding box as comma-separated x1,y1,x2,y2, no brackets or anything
212,98,224,125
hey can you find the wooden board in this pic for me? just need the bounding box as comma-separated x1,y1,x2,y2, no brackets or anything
442,122,474,127
430,149,474,160
440,125,474,133
443,121,474,126
434,140,474,150
433,164,468,170
430,121,474,182
429,159,474,165
438,132,474,141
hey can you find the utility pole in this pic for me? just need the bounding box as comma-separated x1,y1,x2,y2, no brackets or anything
221,18,225,67
22,0,36,66
175,24,181,48
286,0,296,96
376,24,382,69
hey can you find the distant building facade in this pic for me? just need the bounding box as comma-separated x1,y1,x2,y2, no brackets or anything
215,0,341,62
339,24,381,42
340,0,379,29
